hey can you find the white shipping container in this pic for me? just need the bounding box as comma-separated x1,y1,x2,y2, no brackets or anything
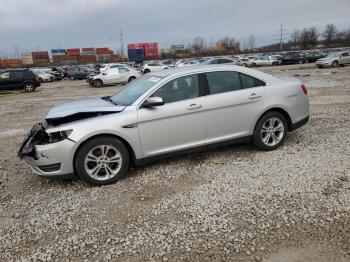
21,53,33,65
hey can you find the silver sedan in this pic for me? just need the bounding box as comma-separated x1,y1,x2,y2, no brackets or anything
19,65,310,185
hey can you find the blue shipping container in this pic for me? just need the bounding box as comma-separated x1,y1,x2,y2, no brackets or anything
128,48,144,62
51,49,66,54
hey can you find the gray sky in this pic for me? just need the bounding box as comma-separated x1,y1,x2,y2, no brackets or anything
0,0,349,55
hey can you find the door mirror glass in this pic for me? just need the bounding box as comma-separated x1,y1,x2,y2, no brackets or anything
143,97,164,108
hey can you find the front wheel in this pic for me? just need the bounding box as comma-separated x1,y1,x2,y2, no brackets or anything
332,61,338,67
75,136,130,186
253,112,288,151
128,76,136,82
94,79,103,88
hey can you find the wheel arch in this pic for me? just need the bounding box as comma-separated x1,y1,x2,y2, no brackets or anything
72,133,137,177
252,107,293,133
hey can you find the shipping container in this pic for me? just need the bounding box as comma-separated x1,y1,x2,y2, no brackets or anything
81,48,96,56
128,48,144,62
22,52,34,65
52,55,66,64
127,43,144,49
66,48,80,56
96,48,113,55
79,55,97,63
51,49,66,55
0,59,22,68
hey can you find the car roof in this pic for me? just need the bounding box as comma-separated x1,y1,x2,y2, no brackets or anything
148,64,277,82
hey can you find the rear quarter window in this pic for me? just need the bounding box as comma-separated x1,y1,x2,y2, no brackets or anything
240,73,266,88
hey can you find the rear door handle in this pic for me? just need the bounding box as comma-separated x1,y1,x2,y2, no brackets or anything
187,103,202,110
249,93,261,99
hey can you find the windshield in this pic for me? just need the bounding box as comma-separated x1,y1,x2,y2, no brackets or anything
326,52,341,58
110,75,162,106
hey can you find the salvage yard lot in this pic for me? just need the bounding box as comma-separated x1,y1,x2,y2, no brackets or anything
0,64,349,261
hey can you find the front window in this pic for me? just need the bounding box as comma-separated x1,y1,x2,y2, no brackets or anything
152,74,199,104
110,75,161,106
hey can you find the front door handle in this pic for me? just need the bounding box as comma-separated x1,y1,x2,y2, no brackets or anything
249,93,262,99
187,103,202,110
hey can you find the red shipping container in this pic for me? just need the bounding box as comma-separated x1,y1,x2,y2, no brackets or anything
82,48,95,51
128,43,143,49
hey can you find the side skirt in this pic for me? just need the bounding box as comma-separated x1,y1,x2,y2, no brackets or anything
134,135,253,166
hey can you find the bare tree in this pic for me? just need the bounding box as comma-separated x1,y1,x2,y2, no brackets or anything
323,24,338,47
308,26,318,48
290,29,301,45
217,36,240,54
192,36,206,56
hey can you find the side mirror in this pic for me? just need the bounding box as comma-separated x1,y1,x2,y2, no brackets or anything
143,97,164,108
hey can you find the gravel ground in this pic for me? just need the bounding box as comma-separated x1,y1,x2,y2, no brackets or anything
0,64,349,262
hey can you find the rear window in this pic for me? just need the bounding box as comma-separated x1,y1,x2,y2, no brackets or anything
206,71,241,95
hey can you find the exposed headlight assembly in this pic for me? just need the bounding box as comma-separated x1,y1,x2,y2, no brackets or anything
47,129,73,143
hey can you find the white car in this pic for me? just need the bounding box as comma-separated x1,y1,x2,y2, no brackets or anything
141,62,170,73
176,60,200,67
100,63,131,73
249,56,279,67
32,69,55,82
316,51,350,68
91,66,141,87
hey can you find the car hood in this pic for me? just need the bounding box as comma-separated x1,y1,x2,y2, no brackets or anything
46,97,126,120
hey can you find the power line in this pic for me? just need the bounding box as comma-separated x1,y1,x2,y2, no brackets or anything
273,24,288,50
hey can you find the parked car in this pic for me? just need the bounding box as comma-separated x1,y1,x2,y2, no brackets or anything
32,69,55,82
89,66,141,87
67,67,97,80
316,51,350,68
176,60,200,67
200,57,235,65
249,56,279,67
141,61,170,73
235,58,254,67
0,69,41,92
18,65,309,185
278,52,307,65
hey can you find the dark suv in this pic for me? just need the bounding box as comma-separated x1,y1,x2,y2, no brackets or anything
0,69,41,92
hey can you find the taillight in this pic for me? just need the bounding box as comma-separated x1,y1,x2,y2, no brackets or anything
35,74,39,82
301,84,308,95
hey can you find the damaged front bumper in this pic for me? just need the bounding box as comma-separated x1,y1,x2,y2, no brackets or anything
18,123,76,177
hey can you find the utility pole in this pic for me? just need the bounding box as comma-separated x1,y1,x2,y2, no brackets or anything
273,24,288,50
120,28,124,57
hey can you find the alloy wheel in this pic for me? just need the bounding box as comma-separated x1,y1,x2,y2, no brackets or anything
260,117,285,147
84,145,122,181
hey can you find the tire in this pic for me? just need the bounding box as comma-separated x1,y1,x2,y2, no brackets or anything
253,111,288,151
317,65,323,69
94,79,103,88
298,59,304,64
143,69,150,74
332,61,338,67
242,63,248,67
39,78,43,83
128,76,136,83
24,82,35,92
75,136,130,186
251,63,256,67
70,76,75,80
272,61,278,66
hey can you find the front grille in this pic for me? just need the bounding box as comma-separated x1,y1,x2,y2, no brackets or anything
38,163,61,172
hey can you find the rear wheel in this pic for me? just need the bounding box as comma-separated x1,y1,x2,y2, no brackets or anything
24,82,35,92
70,76,75,80
75,136,129,186
94,79,103,88
253,112,288,151
332,61,338,67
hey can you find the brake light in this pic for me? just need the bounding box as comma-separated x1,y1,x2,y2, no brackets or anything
35,74,39,82
301,84,308,95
